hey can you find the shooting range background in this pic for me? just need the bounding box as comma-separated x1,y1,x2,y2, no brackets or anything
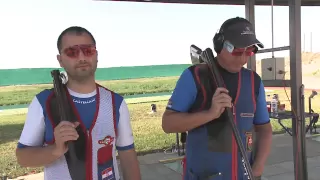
0,64,189,86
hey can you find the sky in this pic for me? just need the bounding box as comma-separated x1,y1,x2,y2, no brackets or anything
0,0,319,69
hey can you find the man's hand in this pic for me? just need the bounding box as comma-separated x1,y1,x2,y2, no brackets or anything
208,87,232,119
252,162,264,177
16,120,79,168
52,121,80,157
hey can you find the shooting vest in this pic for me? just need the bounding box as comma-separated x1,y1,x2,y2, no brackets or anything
36,85,121,180
184,64,258,180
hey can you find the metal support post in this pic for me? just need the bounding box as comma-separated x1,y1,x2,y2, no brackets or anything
245,0,256,71
289,0,308,179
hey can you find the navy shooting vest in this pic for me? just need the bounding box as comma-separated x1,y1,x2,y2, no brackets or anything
183,63,260,180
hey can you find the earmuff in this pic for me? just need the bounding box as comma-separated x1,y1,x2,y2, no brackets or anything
213,17,250,54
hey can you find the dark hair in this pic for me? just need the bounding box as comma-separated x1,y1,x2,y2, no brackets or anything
57,26,96,52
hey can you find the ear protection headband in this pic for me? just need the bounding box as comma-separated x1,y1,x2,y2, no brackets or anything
213,17,250,54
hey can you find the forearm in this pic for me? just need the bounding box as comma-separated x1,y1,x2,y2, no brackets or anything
253,127,272,166
121,162,141,180
162,110,214,133
16,145,61,167
119,150,141,180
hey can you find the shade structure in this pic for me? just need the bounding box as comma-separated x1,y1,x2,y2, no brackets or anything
106,0,320,6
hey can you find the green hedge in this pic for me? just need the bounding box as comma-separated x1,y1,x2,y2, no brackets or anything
0,64,190,86
0,77,179,107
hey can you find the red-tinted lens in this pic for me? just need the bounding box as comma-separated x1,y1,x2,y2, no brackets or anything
231,47,255,56
63,45,96,58
231,51,254,56
79,45,96,57
64,47,80,58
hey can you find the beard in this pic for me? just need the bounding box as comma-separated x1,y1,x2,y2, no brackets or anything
65,63,97,83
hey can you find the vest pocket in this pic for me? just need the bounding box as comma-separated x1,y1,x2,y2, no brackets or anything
97,145,116,180
97,145,113,164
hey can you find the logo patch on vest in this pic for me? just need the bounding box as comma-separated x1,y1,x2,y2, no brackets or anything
245,132,253,152
102,167,114,180
98,135,114,146
97,135,114,165
240,113,254,118
167,99,173,108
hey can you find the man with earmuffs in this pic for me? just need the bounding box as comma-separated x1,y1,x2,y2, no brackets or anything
162,17,272,180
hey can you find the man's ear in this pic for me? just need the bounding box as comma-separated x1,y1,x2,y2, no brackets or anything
57,54,63,68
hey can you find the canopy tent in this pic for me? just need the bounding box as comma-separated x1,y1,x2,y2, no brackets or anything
111,0,320,6
97,0,315,179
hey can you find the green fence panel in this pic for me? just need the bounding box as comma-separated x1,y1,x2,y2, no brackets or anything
0,64,190,86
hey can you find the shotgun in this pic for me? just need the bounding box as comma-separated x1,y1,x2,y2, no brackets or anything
51,70,86,180
199,47,254,180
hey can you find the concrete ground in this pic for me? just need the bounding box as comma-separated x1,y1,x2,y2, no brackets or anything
9,134,320,180
261,134,320,180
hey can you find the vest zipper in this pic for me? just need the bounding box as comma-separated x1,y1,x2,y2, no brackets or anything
86,130,92,180
64,85,99,180
232,106,238,180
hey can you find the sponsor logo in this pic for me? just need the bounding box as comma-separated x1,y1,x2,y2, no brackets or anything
98,135,114,146
73,98,96,104
241,27,254,35
240,113,254,118
245,132,253,152
167,99,173,108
